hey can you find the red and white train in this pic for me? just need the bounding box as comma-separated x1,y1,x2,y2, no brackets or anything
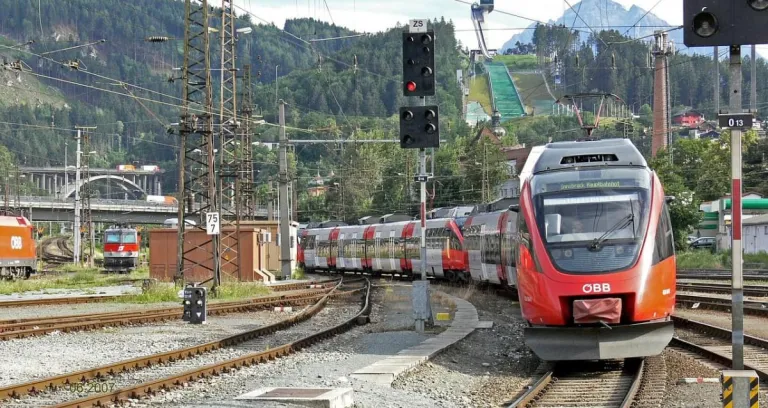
299,138,676,362
300,218,466,281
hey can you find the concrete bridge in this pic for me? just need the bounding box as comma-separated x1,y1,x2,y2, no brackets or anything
13,197,275,224
19,167,165,198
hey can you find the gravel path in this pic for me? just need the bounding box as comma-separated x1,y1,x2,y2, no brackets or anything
0,309,297,388
392,284,538,408
0,285,141,301
10,304,361,407
662,349,722,408
675,307,768,339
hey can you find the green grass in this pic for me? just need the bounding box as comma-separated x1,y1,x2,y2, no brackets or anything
677,250,768,270
468,76,493,115
0,265,150,295
494,54,537,70
292,267,306,280
511,73,555,115
114,281,272,304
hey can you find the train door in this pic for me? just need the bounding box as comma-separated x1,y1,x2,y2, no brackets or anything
374,231,382,271
350,232,358,270
388,229,396,272
505,213,518,287
337,232,346,270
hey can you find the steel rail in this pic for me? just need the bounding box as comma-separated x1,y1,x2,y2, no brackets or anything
670,337,768,380
677,282,768,297
0,288,338,340
0,279,347,400
676,294,768,317
47,278,372,408
0,278,342,309
507,359,644,408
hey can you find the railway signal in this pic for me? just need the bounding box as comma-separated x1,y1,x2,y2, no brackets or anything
399,106,440,149
402,30,435,97
182,286,207,324
683,0,768,46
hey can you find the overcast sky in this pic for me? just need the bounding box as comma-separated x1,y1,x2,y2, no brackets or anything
238,0,686,49
238,0,768,59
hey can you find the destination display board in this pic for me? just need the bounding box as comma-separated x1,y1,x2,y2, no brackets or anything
544,179,641,192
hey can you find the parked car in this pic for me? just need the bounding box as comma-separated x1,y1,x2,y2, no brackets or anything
690,237,716,250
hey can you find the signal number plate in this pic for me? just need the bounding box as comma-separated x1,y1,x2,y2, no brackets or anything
582,283,611,293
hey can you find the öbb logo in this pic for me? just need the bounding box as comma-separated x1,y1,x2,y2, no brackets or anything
582,283,611,293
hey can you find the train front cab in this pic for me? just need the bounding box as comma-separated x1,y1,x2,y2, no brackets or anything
103,228,139,273
516,165,675,361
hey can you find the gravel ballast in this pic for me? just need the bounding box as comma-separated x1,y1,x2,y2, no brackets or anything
12,303,362,407
0,309,297,387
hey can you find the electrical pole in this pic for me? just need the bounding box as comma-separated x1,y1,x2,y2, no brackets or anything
64,141,68,197
176,0,220,289
714,46,720,113
73,130,82,264
278,100,291,279
76,126,97,268
239,64,255,219
751,45,757,112
728,45,744,371
219,0,241,281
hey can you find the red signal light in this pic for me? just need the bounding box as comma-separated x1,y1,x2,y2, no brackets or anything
406,81,417,92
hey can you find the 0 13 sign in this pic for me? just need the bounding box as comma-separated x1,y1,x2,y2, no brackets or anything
206,212,220,235
718,113,753,129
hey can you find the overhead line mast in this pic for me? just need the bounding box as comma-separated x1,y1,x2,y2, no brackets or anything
176,0,221,290
219,0,242,281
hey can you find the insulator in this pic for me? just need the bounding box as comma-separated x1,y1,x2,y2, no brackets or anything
146,36,169,42
611,53,616,69
575,54,580,67
553,55,558,65
257,55,262,61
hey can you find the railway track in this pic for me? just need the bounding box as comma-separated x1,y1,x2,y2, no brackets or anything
1,277,372,407
38,236,74,265
508,358,663,408
670,315,768,380
677,282,768,297
0,283,351,340
0,277,342,310
676,294,768,317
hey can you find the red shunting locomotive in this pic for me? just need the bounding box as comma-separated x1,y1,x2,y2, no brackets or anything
103,225,140,273
515,138,676,361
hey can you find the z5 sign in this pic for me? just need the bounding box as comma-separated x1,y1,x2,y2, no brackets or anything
582,283,611,293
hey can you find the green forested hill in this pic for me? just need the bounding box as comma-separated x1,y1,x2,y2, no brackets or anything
0,0,476,221
0,1,463,171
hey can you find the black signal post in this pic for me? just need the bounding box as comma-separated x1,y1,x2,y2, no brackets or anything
400,106,440,149
402,31,436,97
683,0,768,395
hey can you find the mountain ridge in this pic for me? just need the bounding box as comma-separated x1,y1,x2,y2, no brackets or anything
501,0,689,55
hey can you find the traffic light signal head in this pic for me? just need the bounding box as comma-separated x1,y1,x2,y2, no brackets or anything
683,0,768,46
400,106,440,149
403,31,436,97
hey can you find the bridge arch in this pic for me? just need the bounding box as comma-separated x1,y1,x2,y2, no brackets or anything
62,175,146,199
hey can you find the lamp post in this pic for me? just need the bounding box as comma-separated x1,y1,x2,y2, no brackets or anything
275,65,280,103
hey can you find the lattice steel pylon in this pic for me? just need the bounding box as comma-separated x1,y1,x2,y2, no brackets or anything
81,131,94,268
218,0,242,280
239,64,255,219
176,0,221,288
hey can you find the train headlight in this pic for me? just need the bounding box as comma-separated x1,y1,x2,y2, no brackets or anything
616,246,625,255
563,249,573,258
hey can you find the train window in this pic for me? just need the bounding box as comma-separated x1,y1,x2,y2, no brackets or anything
105,232,120,243
122,233,137,243
652,205,675,265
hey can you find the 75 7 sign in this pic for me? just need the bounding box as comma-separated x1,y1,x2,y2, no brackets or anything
206,212,220,235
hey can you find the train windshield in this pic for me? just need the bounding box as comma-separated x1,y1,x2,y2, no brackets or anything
105,232,121,243
121,233,137,243
530,167,652,274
